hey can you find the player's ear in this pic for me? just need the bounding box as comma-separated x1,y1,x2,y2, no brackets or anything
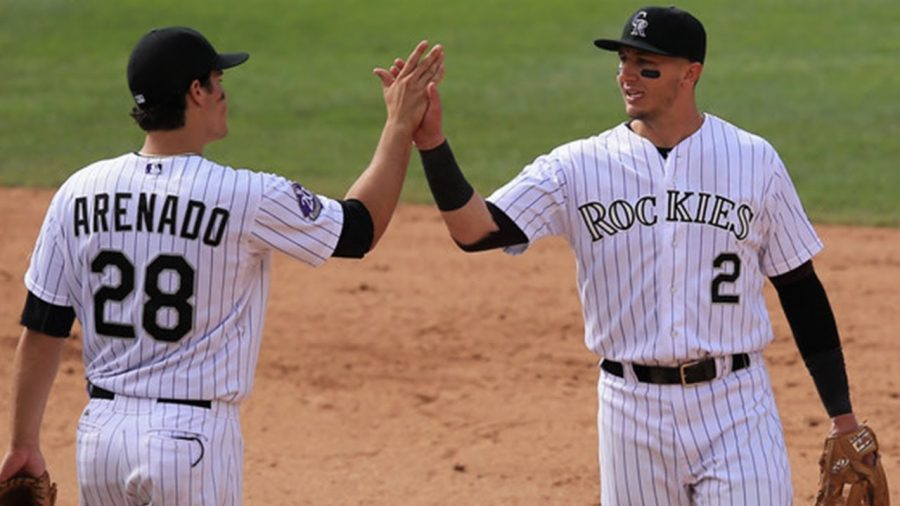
186,79,206,106
683,62,703,88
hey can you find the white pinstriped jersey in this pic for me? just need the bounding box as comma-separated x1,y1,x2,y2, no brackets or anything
25,153,343,402
488,114,823,364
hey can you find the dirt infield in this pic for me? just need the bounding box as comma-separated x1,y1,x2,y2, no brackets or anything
1,187,897,505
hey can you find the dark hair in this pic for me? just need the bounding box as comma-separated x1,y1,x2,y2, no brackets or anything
130,73,213,131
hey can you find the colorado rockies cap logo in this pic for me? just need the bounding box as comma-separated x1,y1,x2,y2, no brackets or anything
630,11,649,37
291,182,323,221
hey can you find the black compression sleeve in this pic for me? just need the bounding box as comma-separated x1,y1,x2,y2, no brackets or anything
772,262,852,417
457,202,528,252
20,291,76,338
419,140,474,211
802,349,852,418
332,199,374,258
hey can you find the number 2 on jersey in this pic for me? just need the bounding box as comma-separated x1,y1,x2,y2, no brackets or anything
91,250,195,342
711,253,741,304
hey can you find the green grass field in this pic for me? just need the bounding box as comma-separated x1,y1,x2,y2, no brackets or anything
1,0,898,225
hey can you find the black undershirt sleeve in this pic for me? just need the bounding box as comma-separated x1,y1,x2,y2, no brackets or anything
456,202,528,252
20,291,76,338
332,198,374,258
770,260,852,417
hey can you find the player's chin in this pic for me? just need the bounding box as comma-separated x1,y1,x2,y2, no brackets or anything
620,96,639,115
623,103,644,119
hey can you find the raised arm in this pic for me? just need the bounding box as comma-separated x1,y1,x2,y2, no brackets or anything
343,41,444,249
397,59,525,250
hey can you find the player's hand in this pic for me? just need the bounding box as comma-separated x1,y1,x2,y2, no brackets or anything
385,57,446,150
828,413,879,467
373,41,444,135
0,448,46,481
415,81,445,150
830,412,862,436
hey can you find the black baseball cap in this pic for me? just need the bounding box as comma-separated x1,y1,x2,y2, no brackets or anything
127,27,249,107
594,6,706,63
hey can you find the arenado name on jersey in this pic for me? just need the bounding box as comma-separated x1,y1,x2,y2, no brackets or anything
72,191,230,247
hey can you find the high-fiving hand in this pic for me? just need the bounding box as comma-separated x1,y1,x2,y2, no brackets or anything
385,52,446,150
373,41,444,138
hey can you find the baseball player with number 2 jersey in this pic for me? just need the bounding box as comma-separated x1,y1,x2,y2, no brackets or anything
0,27,443,504
410,6,881,505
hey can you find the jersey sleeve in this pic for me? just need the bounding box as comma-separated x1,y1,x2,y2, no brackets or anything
759,152,824,277
24,188,73,307
486,153,569,255
250,174,344,266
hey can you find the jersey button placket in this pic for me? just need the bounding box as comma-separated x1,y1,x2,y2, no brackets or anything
655,150,679,356
666,155,686,347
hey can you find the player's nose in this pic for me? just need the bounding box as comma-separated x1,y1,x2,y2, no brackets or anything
618,61,640,81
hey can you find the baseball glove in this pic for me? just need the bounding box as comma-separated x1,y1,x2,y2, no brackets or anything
815,424,889,506
0,471,57,506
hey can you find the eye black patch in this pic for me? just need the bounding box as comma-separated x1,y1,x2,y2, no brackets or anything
640,69,661,79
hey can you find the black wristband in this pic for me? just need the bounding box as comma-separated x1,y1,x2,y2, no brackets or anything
804,347,853,417
419,140,474,211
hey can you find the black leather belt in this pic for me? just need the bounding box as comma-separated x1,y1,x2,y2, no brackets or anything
87,382,212,409
601,353,750,386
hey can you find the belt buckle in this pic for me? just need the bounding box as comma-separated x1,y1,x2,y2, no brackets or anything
679,359,705,386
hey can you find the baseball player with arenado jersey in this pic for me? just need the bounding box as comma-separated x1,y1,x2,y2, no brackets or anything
0,27,443,504
407,5,882,505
